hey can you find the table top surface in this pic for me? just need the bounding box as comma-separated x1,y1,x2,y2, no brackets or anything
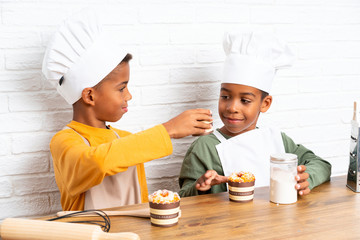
93,175,360,239
45,175,360,240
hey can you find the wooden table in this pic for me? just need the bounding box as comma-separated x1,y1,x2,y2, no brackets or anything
102,175,360,239
42,175,360,239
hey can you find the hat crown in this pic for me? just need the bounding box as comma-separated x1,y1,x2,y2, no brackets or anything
42,10,101,85
42,9,127,105
223,31,294,70
222,31,294,93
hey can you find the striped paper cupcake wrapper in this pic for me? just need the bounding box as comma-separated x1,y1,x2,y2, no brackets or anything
149,201,180,227
228,181,255,202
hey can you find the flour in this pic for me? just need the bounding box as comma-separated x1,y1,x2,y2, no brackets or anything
270,167,297,204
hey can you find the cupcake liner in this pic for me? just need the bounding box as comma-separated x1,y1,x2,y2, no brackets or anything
149,201,180,227
228,181,255,202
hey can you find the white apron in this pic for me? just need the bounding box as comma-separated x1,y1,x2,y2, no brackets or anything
64,126,142,209
213,127,285,187
84,165,141,210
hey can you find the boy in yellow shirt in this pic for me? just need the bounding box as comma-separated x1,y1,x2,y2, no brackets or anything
42,11,212,211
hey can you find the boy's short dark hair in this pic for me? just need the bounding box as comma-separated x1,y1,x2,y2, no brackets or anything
120,53,132,63
93,53,132,89
261,90,269,100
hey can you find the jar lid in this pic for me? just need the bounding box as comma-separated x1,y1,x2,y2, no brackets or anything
270,153,297,163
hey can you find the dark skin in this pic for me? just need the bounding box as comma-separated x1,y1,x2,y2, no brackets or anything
196,83,310,195
73,63,132,129
73,62,213,138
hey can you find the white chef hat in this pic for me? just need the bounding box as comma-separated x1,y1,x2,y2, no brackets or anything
222,31,294,93
42,9,127,105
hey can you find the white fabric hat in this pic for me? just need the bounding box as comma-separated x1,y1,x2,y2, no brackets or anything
222,31,294,93
42,10,127,105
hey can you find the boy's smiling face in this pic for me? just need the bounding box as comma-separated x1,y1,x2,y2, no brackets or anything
92,62,132,123
218,83,272,136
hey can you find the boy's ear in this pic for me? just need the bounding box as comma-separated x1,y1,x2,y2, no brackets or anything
81,87,95,106
260,95,272,113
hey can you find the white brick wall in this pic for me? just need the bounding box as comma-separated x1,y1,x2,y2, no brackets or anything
0,0,359,220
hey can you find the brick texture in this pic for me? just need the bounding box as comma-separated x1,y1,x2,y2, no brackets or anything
0,0,359,220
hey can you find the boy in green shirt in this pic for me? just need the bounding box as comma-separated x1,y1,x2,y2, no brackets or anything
179,32,331,197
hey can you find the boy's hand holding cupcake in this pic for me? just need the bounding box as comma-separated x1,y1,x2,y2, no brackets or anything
163,109,213,139
196,170,228,192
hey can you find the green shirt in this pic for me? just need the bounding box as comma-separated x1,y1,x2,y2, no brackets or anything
179,130,332,197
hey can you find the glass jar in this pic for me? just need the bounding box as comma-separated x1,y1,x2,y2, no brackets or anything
270,153,298,204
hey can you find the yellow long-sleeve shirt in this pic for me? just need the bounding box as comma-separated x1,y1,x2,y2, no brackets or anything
50,121,173,211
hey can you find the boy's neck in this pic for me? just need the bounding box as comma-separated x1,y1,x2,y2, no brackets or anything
72,101,108,129
72,116,108,129
219,125,257,137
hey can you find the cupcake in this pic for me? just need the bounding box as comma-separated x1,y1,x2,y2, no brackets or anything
201,120,213,133
148,190,180,227
228,171,255,202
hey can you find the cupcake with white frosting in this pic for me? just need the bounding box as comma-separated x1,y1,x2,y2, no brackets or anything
148,190,180,227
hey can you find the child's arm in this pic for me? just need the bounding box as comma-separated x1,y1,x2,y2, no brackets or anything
281,132,332,192
52,109,212,197
196,170,228,192
179,135,227,197
162,109,213,138
179,149,207,197
51,125,173,196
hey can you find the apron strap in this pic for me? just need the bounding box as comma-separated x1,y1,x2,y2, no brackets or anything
63,126,120,147
213,129,227,143
111,129,121,139
63,126,90,146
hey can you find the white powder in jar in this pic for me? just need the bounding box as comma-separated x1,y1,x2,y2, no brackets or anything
270,167,297,204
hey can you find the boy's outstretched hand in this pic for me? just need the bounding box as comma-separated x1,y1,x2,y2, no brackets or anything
162,109,213,139
196,170,228,192
295,165,310,196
